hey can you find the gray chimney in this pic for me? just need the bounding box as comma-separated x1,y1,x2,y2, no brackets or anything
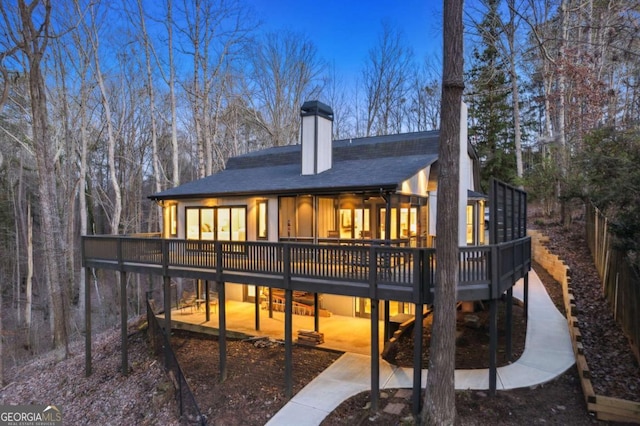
300,100,333,175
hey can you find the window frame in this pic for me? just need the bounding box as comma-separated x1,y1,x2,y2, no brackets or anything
169,204,178,236
257,200,268,240
184,205,247,242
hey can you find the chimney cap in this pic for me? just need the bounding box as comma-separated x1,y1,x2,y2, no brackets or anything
301,100,333,120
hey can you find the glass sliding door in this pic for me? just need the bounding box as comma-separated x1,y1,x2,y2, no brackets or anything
340,207,370,239
355,297,371,318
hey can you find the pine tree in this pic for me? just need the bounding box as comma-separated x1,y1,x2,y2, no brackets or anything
468,0,517,190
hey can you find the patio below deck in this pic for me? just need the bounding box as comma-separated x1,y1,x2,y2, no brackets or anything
157,300,384,355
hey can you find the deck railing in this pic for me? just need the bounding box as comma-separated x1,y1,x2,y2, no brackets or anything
82,235,531,303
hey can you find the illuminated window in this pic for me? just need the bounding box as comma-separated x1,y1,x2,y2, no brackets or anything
185,206,246,241
466,205,475,244
278,196,313,239
217,207,246,241
340,208,370,239
186,208,201,240
169,205,177,236
257,200,268,239
381,207,417,241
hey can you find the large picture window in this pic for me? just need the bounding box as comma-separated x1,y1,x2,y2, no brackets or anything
185,206,246,241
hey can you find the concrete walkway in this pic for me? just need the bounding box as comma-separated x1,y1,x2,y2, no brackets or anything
266,270,575,425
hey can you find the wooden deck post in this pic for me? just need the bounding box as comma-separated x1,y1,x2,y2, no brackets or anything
523,271,529,318
285,288,293,399
205,280,210,322
384,300,390,341
284,244,293,399
255,285,260,331
370,299,380,413
85,267,92,377
506,287,513,361
314,293,319,332
489,243,499,395
163,276,171,369
218,281,227,382
412,303,423,417
489,298,498,395
120,271,128,376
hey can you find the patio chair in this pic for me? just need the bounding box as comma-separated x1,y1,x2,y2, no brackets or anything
208,291,219,313
179,290,197,313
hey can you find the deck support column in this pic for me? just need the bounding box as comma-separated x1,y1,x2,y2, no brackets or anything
268,287,273,318
255,285,260,331
284,288,293,399
218,281,227,382
523,272,529,318
314,293,319,332
163,276,171,369
412,303,423,417
120,271,128,376
383,300,390,341
370,299,380,413
85,267,92,377
489,298,498,395
506,287,513,361
205,280,210,322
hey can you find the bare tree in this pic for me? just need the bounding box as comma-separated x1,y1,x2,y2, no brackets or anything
505,0,524,181
135,0,163,230
179,0,255,176
422,0,464,423
324,63,354,140
406,58,441,132
0,0,70,354
245,30,325,147
166,0,180,187
85,4,122,235
361,21,413,136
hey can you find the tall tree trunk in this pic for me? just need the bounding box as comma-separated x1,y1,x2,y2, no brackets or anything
90,19,122,235
76,39,90,317
15,0,70,354
0,274,3,385
25,202,33,345
167,0,180,187
506,0,523,182
558,0,570,226
137,0,163,231
422,0,463,423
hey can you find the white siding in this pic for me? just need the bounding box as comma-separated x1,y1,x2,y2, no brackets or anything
458,102,469,246
301,114,316,175
399,166,430,196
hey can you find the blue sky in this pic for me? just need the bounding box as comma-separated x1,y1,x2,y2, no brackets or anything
254,0,444,84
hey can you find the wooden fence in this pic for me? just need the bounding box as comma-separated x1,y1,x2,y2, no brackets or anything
585,203,640,364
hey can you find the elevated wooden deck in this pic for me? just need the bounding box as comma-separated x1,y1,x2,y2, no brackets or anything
82,234,531,415
82,236,531,303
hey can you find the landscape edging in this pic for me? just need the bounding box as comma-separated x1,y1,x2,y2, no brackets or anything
529,230,640,424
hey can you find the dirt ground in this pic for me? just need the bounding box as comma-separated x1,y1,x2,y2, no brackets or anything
171,331,341,425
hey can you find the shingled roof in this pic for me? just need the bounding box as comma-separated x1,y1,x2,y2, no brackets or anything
150,131,441,200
